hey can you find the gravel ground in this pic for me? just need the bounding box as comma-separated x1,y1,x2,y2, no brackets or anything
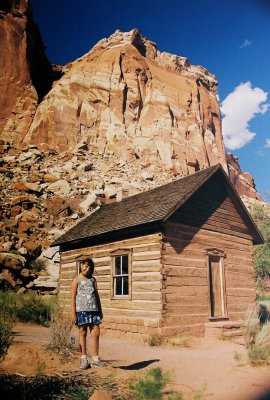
2,323,270,400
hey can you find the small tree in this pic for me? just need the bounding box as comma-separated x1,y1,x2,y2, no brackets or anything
251,204,270,288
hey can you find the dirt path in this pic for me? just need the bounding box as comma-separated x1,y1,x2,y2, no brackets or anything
1,323,270,399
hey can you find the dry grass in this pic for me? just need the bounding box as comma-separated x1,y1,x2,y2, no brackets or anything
242,304,260,346
147,333,166,346
48,308,75,352
248,322,270,365
242,304,270,366
167,334,193,348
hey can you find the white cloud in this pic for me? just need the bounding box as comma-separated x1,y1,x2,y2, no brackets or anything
265,138,270,148
221,82,269,150
240,39,252,49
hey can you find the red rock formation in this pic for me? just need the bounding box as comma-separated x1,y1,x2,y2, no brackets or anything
24,29,228,176
227,153,264,202
0,0,52,146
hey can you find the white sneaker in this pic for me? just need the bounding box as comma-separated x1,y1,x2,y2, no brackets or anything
80,356,90,370
91,358,106,368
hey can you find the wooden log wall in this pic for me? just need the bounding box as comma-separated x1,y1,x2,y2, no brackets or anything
161,200,256,336
59,232,163,342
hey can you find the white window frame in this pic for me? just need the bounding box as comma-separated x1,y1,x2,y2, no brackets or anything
110,249,132,299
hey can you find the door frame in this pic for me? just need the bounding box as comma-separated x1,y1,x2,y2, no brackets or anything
205,248,228,320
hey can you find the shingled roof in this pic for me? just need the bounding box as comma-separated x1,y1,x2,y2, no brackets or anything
53,164,263,246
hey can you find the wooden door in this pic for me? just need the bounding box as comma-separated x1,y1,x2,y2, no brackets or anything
209,256,225,317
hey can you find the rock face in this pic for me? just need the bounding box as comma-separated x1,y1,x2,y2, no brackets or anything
0,0,53,146
24,28,228,176
227,153,264,204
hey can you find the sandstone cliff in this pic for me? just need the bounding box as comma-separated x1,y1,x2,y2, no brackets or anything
23,28,228,177
0,0,53,146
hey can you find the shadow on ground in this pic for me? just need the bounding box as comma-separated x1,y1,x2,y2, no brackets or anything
116,359,160,370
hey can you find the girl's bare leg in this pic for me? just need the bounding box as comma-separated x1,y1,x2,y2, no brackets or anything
90,324,100,356
79,325,88,355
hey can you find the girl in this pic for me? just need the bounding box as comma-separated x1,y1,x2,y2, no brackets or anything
71,257,105,369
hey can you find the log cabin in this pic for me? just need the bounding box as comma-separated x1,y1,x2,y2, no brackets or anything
53,165,263,340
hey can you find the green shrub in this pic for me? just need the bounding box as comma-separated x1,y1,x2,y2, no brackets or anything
65,387,89,400
15,292,53,326
30,258,47,272
257,294,270,302
0,290,57,327
130,367,172,400
0,301,15,360
258,301,270,324
250,204,270,283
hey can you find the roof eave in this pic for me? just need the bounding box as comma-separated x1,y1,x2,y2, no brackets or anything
54,219,163,248
215,167,264,245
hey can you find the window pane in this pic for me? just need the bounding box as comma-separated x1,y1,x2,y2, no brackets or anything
115,256,121,275
123,276,129,295
122,255,129,275
115,277,122,295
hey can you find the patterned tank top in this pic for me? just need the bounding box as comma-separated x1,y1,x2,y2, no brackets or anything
75,276,99,312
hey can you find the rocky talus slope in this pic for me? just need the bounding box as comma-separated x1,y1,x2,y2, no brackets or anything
0,140,186,292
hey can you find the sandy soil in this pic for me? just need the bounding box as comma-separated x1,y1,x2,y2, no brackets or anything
1,323,270,399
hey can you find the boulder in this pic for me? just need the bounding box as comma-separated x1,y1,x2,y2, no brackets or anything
0,270,16,287
43,174,59,183
47,180,71,196
79,193,97,212
23,241,42,258
0,252,25,269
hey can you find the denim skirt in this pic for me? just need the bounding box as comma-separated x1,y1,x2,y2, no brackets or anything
76,311,102,326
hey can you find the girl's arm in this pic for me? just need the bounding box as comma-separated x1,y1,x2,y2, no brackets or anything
71,277,78,324
94,280,103,319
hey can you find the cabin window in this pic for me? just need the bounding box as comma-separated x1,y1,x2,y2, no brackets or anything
110,250,132,298
113,255,129,296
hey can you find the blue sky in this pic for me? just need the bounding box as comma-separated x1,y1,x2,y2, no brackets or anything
31,0,270,200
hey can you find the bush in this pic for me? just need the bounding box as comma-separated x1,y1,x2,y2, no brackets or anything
147,333,166,347
30,258,47,272
15,292,54,326
0,300,15,360
48,307,74,352
242,302,270,366
250,204,270,284
0,290,57,327
248,321,270,365
130,367,172,400
242,304,260,346
258,301,270,324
